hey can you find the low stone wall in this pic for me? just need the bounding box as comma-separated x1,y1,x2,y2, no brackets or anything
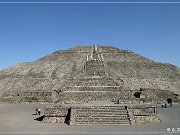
67,77,122,87
18,91,52,97
134,115,160,124
43,117,66,123
15,91,54,103
132,106,156,116
123,78,180,92
44,107,69,117
60,91,129,104
43,106,70,123
0,96,16,103
64,86,123,92
127,105,160,124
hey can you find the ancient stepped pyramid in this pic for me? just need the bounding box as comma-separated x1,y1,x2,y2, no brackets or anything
0,45,179,103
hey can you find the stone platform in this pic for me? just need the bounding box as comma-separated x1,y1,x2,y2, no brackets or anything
70,105,130,125
43,102,159,126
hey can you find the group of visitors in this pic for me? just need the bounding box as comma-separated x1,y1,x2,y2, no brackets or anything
162,103,167,108
162,102,172,108
35,108,41,115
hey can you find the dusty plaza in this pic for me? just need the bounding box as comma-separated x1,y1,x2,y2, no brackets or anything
0,103,179,135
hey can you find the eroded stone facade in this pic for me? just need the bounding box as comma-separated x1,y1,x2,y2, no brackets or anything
0,45,179,104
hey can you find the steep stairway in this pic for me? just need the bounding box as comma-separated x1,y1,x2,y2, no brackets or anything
73,106,131,125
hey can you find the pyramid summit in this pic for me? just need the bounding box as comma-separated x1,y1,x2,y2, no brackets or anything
0,45,179,104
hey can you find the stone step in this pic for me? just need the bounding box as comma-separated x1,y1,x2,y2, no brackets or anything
76,108,126,111
75,121,130,125
76,122,130,124
76,106,126,109
76,108,126,112
76,123,130,125
76,109,126,111
76,121,129,124
76,109,127,111
75,120,130,122
76,112,127,115
76,118,129,121
76,115,128,118
77,111,126,113
76,118,129,122
76,114,128,117
72,105,131,125
75,106,127,109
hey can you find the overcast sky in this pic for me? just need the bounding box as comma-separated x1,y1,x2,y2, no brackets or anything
0,0,180,70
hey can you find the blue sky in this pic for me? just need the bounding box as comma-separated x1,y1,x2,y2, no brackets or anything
0,0,180,70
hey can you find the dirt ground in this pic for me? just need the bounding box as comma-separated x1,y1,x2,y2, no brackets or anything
0,103,179,135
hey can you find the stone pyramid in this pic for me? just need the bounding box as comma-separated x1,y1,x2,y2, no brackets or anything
0,45,179,103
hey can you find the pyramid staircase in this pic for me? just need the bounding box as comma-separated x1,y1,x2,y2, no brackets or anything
71,106,131,125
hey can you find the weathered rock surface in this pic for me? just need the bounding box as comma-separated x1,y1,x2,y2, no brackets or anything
0,45,179,103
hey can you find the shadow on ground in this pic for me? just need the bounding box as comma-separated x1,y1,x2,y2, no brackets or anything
34,115,45,121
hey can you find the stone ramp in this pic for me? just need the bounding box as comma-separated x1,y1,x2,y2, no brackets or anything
70,106,131,125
